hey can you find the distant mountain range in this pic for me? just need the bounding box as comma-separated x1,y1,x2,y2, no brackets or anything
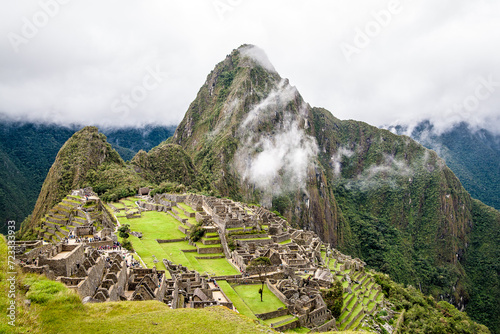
387,121,500,211
0,121,175,233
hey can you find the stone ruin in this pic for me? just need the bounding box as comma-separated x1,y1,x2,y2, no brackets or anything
18,191,380,332
162,260,233,310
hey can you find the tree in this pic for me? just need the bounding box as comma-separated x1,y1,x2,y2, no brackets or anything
248,256,272,302
118,224,130,239
189,222,206,242
321,279,343,318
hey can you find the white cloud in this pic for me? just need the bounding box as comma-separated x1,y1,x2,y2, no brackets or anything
233,80,318,202
0,0,498,133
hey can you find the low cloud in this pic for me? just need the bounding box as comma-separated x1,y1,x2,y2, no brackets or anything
331,144,440,192
234,80,318,203
239,45,277,73
0,1,498,133
331,147,355,177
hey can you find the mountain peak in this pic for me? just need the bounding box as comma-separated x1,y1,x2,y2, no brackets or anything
236,44,277,73
20,126,123,238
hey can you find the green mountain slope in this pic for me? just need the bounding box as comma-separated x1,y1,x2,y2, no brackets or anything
19,127,130,237
0,123,75,234
167,45,499,331
389,121,500,211
0,122,175,234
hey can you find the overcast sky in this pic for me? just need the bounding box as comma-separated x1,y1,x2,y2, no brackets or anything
1,0,499,133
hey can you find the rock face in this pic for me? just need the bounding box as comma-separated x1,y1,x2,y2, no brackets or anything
20,126,124,237
169,45,499,330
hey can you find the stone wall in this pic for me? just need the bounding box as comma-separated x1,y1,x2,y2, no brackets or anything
266,279,289,306
231,234,268,239
272,233,291,243
108,261,128,301
76,257,105,298
157,238,187,243
274,320,299,332
172,279,180,309
164,194,186,203
38,244,85,277
100,201,119,228
256,308,289,320
197,246,223,254
20,243,53,262
59,277,85,286
21,264,56,280
310,318,337,332
86,239,114,248
157,274,168,302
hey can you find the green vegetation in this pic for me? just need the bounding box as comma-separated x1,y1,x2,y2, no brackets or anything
232,284,286,314
374,272,490,333
0,123,75,235
115,207,238,276
11,45,499,332
131,142,206,193
402,121,500,211
189,222,206,242
217,280,257,320
321,280,343,318
463,199,500,332
17,126,135,238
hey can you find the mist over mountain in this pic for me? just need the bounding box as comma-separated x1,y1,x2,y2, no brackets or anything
165,45,499,331
387,121,500,211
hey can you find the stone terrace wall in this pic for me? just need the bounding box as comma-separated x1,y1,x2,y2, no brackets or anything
20,243,53,262
99,201,119,229
256,308,289,320
274,320,299,332
197,246,223,254
86,239,114,248
310,318,337,332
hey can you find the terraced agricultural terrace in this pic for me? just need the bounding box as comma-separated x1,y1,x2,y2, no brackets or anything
16,189,395,333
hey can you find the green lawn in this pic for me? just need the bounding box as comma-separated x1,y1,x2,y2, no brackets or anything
217,280,257,320
174,209,197,225
232,284,286,314
120,211,187,240
285,327,311,333
177,202,196,213
115,210,238,276
158,242,238,276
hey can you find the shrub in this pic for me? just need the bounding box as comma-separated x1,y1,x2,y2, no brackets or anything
190,223,206,242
